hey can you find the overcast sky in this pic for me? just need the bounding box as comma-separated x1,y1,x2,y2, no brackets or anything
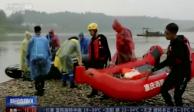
0,0,193,20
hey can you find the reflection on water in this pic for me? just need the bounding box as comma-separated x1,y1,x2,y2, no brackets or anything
0,41,20,83
0,32,194,83
0,47,7,56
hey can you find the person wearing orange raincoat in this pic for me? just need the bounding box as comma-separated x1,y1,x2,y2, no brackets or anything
112,19,136,65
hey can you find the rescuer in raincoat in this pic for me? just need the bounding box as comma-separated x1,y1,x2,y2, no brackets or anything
79,32,90,55
46,29,60,61
54,36,82,88
87,22,111,99
112,19,136,65
20,31,32,80
78,32,90,67
27,26,51,96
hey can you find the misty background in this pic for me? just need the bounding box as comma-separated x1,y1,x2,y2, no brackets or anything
0,0,194,36
0,10,194,35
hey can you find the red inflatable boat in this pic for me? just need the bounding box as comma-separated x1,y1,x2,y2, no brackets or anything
75,46,194,101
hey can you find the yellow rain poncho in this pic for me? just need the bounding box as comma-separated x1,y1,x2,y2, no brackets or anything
54,55,62,71
54,38,82,73
20,31,32,73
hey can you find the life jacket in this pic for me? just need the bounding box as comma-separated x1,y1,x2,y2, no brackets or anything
167,35,192,64
182,36,192,62
88,34,110,62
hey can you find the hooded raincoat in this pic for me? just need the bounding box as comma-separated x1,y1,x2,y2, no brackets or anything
27,35,51,80
20,31,31,73
47,30,60,49
46,30,60,61
54,39,82,73
79,33,90,55
112,19,136,64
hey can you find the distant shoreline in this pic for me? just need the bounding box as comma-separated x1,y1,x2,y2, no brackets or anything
1,32,194,41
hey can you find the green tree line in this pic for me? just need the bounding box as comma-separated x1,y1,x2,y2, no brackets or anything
0,10,29,34
1,10,194,34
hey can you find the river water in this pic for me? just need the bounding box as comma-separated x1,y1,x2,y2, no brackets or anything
0,32,194,83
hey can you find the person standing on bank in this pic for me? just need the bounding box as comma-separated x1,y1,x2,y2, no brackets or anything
111,19,136,65
87,23,111,98
78,32,91,67
20,31,32,80
46,29,60,61
27,26,51,96
78,32,90,55
151,23,192,106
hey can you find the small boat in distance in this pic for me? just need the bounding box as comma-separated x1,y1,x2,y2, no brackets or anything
137,28,165,37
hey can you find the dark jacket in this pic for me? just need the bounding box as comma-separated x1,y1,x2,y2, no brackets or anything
152,35,191,80
89,34,111,68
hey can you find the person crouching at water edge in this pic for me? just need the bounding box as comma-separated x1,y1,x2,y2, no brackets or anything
54,36,82,88
27,26,51,96
87,23,111,98
150,23,192,106
20,31,32,80
111,19,136,65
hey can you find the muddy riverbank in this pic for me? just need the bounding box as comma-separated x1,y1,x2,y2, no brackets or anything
0,79,193,110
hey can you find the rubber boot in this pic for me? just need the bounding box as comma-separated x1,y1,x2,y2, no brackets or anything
62,73,68,87
35,77,45,96
23,72,31,81
69,73,77,88
100,94,110,100
87,89,98,98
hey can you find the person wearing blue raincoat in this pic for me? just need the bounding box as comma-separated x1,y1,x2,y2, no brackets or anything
27,26,51,96
79,32,90,55
78,32,90,67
